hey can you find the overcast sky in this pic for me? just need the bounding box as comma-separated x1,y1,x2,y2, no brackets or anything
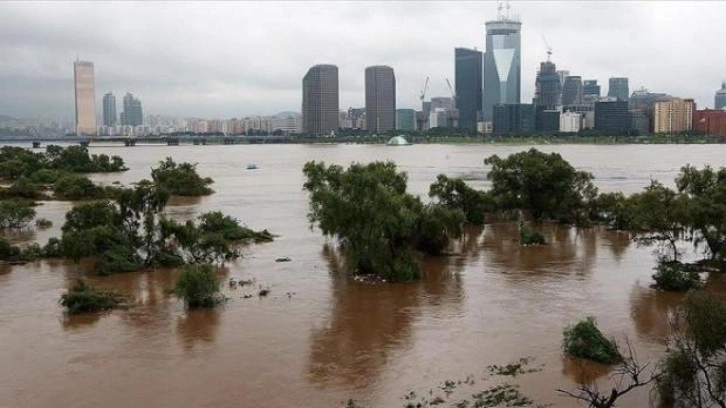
1,1,725,119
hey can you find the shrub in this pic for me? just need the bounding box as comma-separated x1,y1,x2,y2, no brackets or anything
7,177,43,200
563,316,621,364
42,238,63,258
0,198,36,229
0,237,21,260
59,279,123,314
172,264,224,308
97,247,142,276
518,221,546,246
197,211,273,242
151,158,213,196
652,261,700,291
35,218,53,228
53,175,103,200
30,169,62,184
19,243,43,262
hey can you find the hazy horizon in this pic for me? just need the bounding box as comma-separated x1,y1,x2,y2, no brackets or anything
1,1,725,119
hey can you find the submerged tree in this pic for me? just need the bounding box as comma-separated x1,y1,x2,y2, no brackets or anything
0,199,36,229
303,160,464,282
151,157,213,196
655,292,726,407
484,148,597,222
172,264,225,308
429,174,496,225
59,279,123,314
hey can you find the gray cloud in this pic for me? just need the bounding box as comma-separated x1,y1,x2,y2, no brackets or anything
0,1,724,119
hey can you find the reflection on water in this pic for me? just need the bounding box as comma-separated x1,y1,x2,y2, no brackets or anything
629,285,679,344
176,308,222,351
61,312,103,330
482,222,598,277
561,356,613,384
308,246,465,391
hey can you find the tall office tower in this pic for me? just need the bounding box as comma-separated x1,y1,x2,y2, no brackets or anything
73,60,97,136
396,109,416,131
562,76,583,106
455,47,483,130
482,5,521,122
302,64,339,135
583,80,600,98
594,101,630,133
102,92,117,127
716,81,726,110
365,65,396,133
121,93,143,126
532,59,560,110
608,77,629,102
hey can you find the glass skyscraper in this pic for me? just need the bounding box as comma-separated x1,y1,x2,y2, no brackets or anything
608,77,629,102
715,81,726,110
482,14,521,122
455,47,483,130
121,92,143,126
102,92,116,127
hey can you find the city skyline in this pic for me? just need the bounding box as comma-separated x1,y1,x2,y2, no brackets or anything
1,1,726,120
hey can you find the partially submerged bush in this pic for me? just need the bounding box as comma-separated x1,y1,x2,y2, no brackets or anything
0,198,36,229
54,174,119,200
197,211,273,242
518,221,546,246
172,264,224,308
0,237,21,260
35,217,53,228
59,279,123,314
563,316,621,364
652,261,700,292
151,157,213,196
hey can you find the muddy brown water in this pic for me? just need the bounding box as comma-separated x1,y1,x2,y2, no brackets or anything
1,144,726,407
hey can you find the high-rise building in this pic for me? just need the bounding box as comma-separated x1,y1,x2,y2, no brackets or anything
302,64,339,135
492,103,535,135
102,92,117,127
560,111,582,133
594,101,630,134
562,76,583,106
715,81,726,110
482,7,521,122
608,77,629,102
73,60,97,136
396,109,416,131
533,60,560,111
455,47,483,130
365,65,396,133
653,98,695,134
583,80,601,98
121,93,143,126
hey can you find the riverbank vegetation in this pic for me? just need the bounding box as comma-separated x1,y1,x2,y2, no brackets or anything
151,157,213,196
52,180,272,275
59,279,124,314
303,160,465,282
0,198,36,229
172,264,225,308
562,316,621,364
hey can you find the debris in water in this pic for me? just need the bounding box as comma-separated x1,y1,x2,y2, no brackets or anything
275,257,291,263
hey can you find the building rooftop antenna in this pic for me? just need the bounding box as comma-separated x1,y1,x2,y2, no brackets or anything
541,35,552,61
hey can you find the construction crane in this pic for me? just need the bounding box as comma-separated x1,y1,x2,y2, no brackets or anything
445,78,456,108
417,77,430,132
541,35,552,61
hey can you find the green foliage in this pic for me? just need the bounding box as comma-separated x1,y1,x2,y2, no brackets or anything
41,238,63,258
655,292,726,406
0,237,21,260
46,145,127,173
29,168,62,184
592,192,638,230
0,177,44,200
651,261,700,291
53,174,119,200
151,157,213,196
19,243,43,262
429,174,496,224
518,221,546,246
630,181,688,262
563,316,621,364
676,164,726,261
59,279,122,314
62,201,120,233
303,160,464,282
35,217,53,228
172,264,224,308
0,145,126,182
0,198,36,229
484,148,597,222
197,211,274,242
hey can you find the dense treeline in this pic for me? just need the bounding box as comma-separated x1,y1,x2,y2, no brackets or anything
304,148,726,291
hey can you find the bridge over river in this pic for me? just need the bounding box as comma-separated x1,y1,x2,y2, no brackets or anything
0,134,294,147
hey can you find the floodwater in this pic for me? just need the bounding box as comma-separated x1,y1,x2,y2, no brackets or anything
1,143,726,407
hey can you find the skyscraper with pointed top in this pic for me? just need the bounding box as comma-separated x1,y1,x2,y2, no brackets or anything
482,2,521,122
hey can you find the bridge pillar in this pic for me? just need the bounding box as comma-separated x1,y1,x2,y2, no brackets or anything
32,142,41,149
124,139,136,147
79,141,90,147
167,138,179,146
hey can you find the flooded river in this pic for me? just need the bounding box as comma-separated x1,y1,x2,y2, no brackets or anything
1,144,726,407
